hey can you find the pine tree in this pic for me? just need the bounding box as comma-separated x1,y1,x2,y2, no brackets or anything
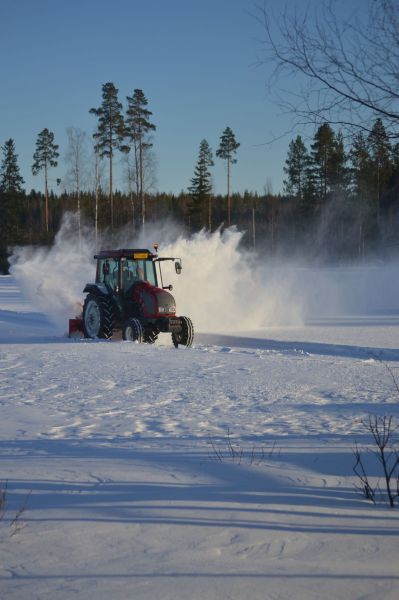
32,128,59,233
0,139,25,271
330,131,348,193
0,139,24,193
283,135,310,200
188,139,214,230
349,132,371,198
216,126,240,226
125,89,156,228
90,82,128,230
367,118,392,220
310,123,337,204
349,132,374,256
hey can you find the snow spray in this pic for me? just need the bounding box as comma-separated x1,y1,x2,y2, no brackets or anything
159,228,304,331
10,214,399,334
10,214,95,330
9,216,304,333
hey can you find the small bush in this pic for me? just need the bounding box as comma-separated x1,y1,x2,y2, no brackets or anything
0,482,30,536
208,428,281,465
353,415,399,507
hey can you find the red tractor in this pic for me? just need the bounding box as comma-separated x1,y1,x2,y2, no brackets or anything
69,247,194,347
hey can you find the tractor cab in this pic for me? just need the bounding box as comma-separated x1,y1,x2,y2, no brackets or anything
94,248,181,295
95,251,158,293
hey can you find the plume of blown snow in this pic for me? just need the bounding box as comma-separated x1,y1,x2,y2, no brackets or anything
159,227,304,331
9,214,95,331
9,213,399,336
9,216,305,334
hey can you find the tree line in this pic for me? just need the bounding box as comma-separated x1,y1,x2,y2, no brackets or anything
1,81,399,273
282,118,399,258
0,81,243,272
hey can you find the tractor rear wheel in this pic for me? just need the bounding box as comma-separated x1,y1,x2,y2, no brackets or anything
82,293,115,339
122,318,144,343
172,316,194,348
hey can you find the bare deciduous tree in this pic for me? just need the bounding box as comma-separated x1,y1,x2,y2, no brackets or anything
91,144,105,249
64,127,88,243
124,145,157,231
124,152,137,233
260,0,399,138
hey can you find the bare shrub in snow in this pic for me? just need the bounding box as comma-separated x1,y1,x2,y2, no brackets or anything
0,483,30,537
353,442,376,504
353,415,399,507
0,482,6,521
208,429,281,465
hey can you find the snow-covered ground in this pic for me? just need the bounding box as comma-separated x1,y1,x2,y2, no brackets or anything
1,257,399,599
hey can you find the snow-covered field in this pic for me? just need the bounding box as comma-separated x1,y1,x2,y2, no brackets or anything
2,245,399,599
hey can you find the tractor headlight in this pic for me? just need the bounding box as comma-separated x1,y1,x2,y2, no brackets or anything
159,306,176,313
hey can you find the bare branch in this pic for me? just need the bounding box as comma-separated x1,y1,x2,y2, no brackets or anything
259,0,399,137
353,442,376,503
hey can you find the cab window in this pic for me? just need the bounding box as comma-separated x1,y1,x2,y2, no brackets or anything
97,258,119,289
122,259,157,288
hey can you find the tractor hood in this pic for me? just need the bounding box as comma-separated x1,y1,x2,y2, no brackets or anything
130,281,177,319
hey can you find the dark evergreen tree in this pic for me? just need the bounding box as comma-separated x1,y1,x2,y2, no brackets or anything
349,132,372,198
125,89,156,228
188,139,214,230
310,123,337,205
0,139,26,271
349,132,375,256
283,134,318,241
389,143,399,240
283,135,310,200
216,126,240,226
32,128,59,233
367,118,392,221
90,82,128,230
0,189,24,272
0,139,25,193
329,131,349,193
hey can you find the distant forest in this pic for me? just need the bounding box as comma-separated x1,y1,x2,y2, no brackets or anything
1,81,399,273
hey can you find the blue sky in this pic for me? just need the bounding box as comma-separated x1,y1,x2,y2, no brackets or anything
1,0,359,196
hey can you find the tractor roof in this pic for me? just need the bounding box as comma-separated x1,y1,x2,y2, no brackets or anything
94,249,157,260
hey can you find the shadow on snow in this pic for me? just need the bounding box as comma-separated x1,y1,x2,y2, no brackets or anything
1,437,399,538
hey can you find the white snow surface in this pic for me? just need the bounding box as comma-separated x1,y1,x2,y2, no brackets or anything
1,260,399,599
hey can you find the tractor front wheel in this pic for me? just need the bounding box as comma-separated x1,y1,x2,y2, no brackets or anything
172,316,194,348
123,318,144,343
82,293,115,339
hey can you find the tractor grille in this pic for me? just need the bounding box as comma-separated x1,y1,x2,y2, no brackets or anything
168,318,182,331
156,317,182,333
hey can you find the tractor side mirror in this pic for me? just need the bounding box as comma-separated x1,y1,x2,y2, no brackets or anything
175,261,182,275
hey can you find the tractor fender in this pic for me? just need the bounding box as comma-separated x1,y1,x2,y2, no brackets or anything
83,283,109,296
82,283,123,322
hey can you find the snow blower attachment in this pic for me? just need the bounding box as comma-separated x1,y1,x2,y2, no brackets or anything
69,247,194,348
